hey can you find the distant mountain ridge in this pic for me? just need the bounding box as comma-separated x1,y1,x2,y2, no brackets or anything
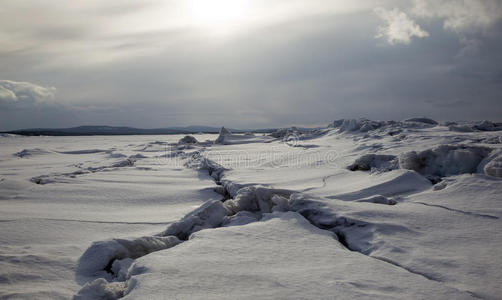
1,125,277,136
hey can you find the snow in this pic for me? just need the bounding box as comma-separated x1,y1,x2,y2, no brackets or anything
123,212,473,300
398,145,492,177
449,120,502,132
1,120,502,299
347,154,398,172
77,236,181,277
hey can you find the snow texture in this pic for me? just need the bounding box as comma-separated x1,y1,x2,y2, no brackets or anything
1,118,501,299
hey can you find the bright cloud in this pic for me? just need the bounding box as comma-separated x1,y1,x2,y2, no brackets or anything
0,80,56,103
375,7,429,45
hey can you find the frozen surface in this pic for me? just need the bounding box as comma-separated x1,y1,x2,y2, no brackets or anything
1,121,502,299
124,212,473,300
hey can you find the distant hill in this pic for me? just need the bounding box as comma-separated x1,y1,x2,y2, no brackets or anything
2,125,277,136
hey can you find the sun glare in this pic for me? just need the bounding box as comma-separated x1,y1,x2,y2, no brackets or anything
186,0,250,34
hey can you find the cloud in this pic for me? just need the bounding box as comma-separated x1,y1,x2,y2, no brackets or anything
412,0,502,33
375,7,429,45
0,80,56,103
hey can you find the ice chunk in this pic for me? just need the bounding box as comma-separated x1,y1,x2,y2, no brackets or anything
77,236,181,276
223,186,293,214
160,200,230,239
110,258,134,282
214,127,232,144
483,155,502,178
214,127,274,145
178,135,198,144
399,145,492,177
474,120,502,131
222,211,259,227
268,127,300,138
74,278,125,300
348,154,398,172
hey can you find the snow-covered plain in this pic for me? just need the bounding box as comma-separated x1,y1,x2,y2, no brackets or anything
1,119,501,299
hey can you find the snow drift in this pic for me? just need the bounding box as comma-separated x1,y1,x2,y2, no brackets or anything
399,145,493,177
77,236,181,277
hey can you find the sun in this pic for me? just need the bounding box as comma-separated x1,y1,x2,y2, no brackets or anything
186,0,250,34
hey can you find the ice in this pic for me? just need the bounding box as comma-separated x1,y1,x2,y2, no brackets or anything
221,211,259,227
347,154,398,172
178,135,198,144
214,126,274,145
74,278,125,300
214,126,232,144
398,145,493,177
268,126,301,138
77,236,181,277
1,121,502,299
123,212,474,300
160,200,230,240
483,153,502,178
449,120,502,132
223,186,293,214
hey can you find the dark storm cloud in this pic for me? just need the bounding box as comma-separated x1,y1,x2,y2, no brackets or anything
0,0,501,130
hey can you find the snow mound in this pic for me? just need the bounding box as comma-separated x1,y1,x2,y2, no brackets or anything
480,151,502,178
348,154,398,172
399,145,493,178
224,186,293,214
333,170,432,200
160,200,230,240
74,278,125,300
14,148,52,157
404,117,438,125
77,236,181,277
222,211,260,227
178,135,198,144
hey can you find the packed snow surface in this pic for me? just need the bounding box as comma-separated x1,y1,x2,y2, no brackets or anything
1,119,501,299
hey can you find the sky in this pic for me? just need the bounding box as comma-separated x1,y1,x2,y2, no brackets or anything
1,0,501,130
